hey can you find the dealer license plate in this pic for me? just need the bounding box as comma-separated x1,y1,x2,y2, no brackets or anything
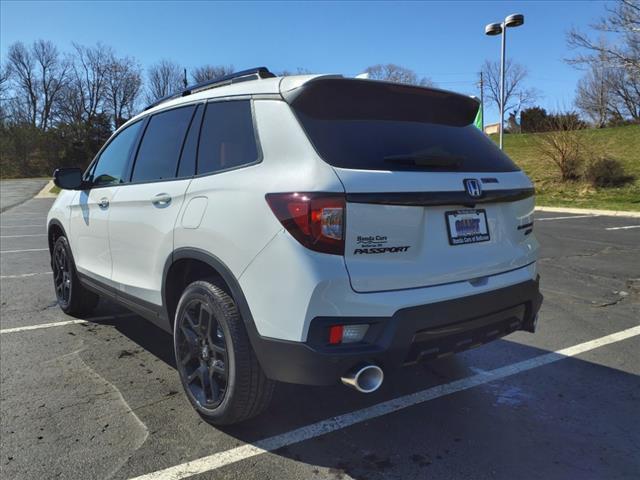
445,209,490,245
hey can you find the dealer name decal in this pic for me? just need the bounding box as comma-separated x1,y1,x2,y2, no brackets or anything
353,235,411,255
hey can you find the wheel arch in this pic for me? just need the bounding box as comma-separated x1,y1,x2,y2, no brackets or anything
162,248,261,341
47,219,67,254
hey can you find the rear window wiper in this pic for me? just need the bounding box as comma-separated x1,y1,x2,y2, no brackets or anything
383,153,463,169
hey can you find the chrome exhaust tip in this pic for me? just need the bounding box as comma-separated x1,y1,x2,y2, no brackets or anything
341,364,384,393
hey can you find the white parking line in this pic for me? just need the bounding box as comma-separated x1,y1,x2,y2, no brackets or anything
537,215,598,221
1,319,89,333
0,271,51,279
0,224,45,228
129,325,640,480
0,313,137,334
605,225,640,231
0,248,48,254
0,213,46,217
0,234,47,238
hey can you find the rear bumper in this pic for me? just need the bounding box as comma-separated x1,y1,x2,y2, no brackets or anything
252,277,543,385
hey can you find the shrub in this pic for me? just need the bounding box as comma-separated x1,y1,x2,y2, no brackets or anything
534,113,586,181
584,157,633,187
521,106,549,133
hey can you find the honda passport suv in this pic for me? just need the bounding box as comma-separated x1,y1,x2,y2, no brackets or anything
47,67,542,425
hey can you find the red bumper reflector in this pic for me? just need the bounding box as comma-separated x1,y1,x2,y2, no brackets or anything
329,325,344,344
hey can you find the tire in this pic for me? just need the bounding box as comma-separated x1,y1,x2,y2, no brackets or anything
51,236,99,316
173,280,275,425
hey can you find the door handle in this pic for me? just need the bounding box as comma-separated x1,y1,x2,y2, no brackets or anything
152,193,172,208
98,198,109,210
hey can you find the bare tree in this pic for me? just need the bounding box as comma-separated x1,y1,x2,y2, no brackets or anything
105,55,142,128
482,59,538,119
6,42,38,126
33,40,69,130
364,64,434,86
0,63,10,124
146,60,184,103
6,40,68,129
191,64,234,83
277,67,312,76
567,0,640,122
57,43,111,125
567,0,640,73
575,54,613,127
0,63,9,95
607,65,640,120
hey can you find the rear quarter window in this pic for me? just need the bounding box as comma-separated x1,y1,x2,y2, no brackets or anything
197,100,259,175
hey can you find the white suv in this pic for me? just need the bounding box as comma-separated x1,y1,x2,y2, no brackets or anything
47,67,542,425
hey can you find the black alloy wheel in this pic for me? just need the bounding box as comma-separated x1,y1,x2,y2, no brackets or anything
50,235,99,315
52,240,72,307
173,280,275,425
176,298,229,409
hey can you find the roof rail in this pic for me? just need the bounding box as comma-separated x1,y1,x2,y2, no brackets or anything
144,66,275,111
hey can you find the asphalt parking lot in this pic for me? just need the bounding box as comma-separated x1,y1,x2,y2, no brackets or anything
0,179,48,212
1,190,639,480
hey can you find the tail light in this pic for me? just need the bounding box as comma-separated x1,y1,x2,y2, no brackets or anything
265,192,345,255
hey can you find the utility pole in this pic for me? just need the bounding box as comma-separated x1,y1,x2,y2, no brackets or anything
479,71,484,132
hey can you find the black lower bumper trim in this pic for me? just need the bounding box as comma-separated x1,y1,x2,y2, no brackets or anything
250,277,543,386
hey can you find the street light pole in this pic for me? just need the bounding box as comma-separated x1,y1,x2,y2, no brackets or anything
484,13,524,150
499,21,506,150
479,71,484,132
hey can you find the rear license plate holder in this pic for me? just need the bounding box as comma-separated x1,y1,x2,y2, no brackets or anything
445,209,490,245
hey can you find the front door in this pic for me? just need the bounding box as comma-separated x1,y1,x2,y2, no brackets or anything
69,187,117,281
69,119,144,283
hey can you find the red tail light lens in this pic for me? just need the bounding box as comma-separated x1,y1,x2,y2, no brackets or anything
266,192,345,255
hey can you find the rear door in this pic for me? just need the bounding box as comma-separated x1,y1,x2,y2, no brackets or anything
287,79,538,293
108,104,201,306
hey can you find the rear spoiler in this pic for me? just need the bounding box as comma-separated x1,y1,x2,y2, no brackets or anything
282,77,480,127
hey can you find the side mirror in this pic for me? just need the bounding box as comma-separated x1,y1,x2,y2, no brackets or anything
53,168,85,190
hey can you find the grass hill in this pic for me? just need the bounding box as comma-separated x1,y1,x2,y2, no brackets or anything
491,125,640,211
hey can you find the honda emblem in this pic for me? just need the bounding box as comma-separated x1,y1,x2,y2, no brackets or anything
464,179,482,198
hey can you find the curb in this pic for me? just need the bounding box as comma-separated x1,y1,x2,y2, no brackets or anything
34,180,57,198
535,206,640,218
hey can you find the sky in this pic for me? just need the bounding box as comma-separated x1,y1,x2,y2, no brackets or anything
1,0,610,124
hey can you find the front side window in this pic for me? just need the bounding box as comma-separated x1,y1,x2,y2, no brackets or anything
131,105,196,182
197,100,259,175
91,120,143,186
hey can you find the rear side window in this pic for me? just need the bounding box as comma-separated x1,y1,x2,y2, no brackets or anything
288,79,519,173
131,105,196,182
197,100,259,175
92,120,143,186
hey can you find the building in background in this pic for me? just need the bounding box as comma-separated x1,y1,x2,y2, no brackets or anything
484,123,500,135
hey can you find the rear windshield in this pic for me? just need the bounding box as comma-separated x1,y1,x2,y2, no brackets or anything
287,79,519,172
